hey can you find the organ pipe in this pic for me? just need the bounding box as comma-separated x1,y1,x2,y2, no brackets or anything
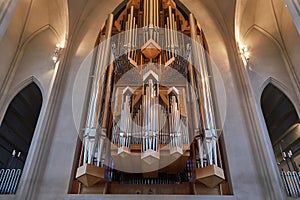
189,13,220,167
82,14,114,166
77,0,225,190
82,13,114,167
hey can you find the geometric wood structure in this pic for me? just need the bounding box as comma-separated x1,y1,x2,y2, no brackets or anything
76,164,105,187
117,146,131,158
141,149,160,165
141,39,161,59
195,165,225,188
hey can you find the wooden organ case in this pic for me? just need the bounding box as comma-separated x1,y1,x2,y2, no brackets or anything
73,0,230,195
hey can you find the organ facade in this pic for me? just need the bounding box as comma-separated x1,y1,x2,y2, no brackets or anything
75,0,228,194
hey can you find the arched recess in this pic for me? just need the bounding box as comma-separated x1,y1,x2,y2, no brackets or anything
0,82,43,169
261,83,300,171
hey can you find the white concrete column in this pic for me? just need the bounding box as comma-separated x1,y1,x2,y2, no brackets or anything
0,0,19,41
284,0,300,34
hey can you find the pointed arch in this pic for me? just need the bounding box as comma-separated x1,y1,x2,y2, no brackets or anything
0,76,44,124
260,77,300,116
0,81,43,169
260,81,299,171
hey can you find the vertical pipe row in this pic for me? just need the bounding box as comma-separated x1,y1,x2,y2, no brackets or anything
188,13,204,168
93,13,114,166
196,33,218,166
0,169,22,194
189,13,219,167
83,14,114,165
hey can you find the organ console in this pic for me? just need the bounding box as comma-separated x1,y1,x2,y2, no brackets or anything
75,0,227,195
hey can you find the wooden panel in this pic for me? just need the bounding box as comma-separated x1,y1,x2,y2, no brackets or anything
108,182,193,194
194,182,220,195
76,164,105,187
195,165,225,188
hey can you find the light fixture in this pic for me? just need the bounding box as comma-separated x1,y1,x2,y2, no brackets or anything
238,43,250,64
52,42,64,64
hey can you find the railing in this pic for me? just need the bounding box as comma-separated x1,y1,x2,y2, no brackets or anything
281,171,300,197
0,169,22,194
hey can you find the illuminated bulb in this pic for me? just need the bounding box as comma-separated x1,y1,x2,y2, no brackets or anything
244,52,250,60
52,56,58,62
59,40,66,49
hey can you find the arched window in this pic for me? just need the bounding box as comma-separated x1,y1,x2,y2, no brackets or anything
261,83,300,196
0,82,42,194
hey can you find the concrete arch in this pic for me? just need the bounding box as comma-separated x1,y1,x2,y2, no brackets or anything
260,77,300,117
0,76,44,125
244,24,283,53
243,25,300,116
21,24,60,50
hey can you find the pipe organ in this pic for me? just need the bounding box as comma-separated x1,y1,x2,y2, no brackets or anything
75,0,229,195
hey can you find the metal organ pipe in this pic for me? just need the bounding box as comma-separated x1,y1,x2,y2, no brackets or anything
95,13,114,166
82,13,114,166
189,13,219,167
197,34,218,166
188,13,204,168
129,6,134,49
143,0,146,27
153,0,156,27
168,6,173,44
149,0,153,27
156,0,159,27
166,18,171,59
146,0,149,27
75,0,228,190
142,77,160,153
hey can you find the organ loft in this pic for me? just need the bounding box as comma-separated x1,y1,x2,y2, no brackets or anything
74,0,230,195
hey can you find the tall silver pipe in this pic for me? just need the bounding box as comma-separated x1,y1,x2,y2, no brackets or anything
0,169,21,194
189,13,206,167
83,14,114,165
91,13,114,165
196,33,218,166
190,13,219,166
147,81,151,131
167,18,171,59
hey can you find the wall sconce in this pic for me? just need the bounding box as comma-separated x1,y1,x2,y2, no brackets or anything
52,43,63,64
237,43,250,66
240,45,250,61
